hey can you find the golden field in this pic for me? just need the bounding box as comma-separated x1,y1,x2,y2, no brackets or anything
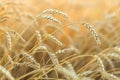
0,0,120,80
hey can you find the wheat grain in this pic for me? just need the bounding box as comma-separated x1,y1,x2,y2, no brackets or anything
21,52,40,67
102,72,120,80
6,32,12,51
106,53,120,60
81,22,101,45
41,15,61,24
47,34,63,46
35,30,42,43
14,62,40,69
94,55,105,72
48,52,59,66
34,45,48,52
55,66,79,80
56,47,79,54
65,61,77,77
41,9,68,18
102,56,114,68
78,71,95,77
32,45,48,55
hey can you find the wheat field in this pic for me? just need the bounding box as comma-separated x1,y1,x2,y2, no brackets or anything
0,0,120,80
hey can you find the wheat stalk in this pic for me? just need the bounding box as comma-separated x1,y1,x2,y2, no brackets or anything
10,30,26,42
0,65,15,80
65,61,77,76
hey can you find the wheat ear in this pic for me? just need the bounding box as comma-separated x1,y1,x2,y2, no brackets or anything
65,61,78,78
41,15,61,24
35,30,42,43
56,47,79,54
6,32,12,51
47,34,63,46
81,22,101,45
41,9,68,18
21,52,40,67
14,62,40,69
48,52,59,66
102,72,120,80
32,45,48,55
106,53,120,60
7,55,14,64
94,55,105,72
55,66,79,80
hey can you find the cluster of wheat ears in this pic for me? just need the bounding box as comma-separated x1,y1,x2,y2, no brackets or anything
0,0,120,80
